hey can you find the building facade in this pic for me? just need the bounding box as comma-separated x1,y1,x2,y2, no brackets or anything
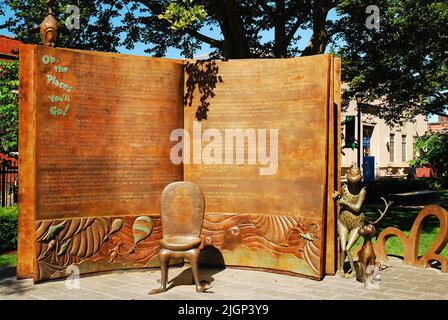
341,98,427,179
428,115,448,133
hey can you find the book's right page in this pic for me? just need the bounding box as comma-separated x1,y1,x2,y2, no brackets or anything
184,55,335,279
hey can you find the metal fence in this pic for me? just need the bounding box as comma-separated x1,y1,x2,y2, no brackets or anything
1,159,18,207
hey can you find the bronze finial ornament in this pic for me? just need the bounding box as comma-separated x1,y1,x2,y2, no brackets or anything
40,0,58,47
333,164,392,279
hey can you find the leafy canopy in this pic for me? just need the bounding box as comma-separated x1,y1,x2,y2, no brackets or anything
334,0,448,124
0,0,447,124
0,60,19,156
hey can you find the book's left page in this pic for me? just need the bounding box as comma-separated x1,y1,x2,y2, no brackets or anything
18,45,184,282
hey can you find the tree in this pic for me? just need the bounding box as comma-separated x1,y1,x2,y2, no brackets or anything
0,0,341,58
409,132,448,177
0,59,19,156
333,0,448,125
1,1,446,124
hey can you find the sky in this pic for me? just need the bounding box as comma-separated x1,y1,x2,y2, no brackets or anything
0,4,440,121
0,4,337,59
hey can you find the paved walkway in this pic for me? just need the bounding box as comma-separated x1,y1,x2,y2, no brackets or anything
1,257,447,300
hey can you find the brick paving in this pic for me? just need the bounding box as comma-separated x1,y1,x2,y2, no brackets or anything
1,257,447,300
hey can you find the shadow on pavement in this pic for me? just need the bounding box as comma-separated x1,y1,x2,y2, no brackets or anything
166,266,225,293
0,266,35,297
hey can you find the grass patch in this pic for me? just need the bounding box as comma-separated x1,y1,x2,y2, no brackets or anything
351,200,448,258
0,253,17,266
437,189,448,200
0,206,18,252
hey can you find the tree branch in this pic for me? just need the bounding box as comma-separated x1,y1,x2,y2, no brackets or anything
184,28,221,48
259,1,274,14
432,111,448,117
300,0,336,56
285,17,303,45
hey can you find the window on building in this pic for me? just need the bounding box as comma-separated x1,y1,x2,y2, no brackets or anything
389,134,395,163
363,126,374,157
402,135,407,162
344,116,356,148
413,136,417,155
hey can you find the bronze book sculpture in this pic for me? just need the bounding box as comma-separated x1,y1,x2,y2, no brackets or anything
18,44,342,282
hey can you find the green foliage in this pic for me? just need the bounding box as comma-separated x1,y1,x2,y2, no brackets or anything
334,0,448,125
427,178,448,190
0,253,17,266
352,203,448,258
0,60,19,156
409,132,448,177
1,1,446,122
0,206,18,252
0,0,121,52
158,1,207,30
0,0,208,57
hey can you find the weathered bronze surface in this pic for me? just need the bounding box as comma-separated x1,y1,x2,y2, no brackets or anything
18,45,184,281
32,45,183,221
149,181,208,294
354,224,380,286
184,55,340,279
333,164,390,278
200,214,322,276
40,0,58,47
34,215,163,282
17,44,37,279
18,45,341,282
373,204,448,272
326,57,342,275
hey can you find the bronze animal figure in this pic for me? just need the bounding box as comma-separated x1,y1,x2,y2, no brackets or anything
355,197,392,286
333,164,391,278
354,224,380,286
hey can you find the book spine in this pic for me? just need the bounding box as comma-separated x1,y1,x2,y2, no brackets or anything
17,44,37,279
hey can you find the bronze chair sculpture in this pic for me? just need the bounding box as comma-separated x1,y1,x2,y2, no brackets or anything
149,181,209,294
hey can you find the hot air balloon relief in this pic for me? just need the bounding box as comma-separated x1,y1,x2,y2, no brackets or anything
103,218,124,241
128,216,153,254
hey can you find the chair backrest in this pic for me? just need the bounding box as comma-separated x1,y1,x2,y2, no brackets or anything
160,181,205,238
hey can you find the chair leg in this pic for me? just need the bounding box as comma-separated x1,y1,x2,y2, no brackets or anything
148,248,170,294
189,248,208,293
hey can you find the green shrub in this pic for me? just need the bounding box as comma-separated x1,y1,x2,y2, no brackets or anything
427,177,448,190
0,253,17,266
409,132,448,178
0,206,18,252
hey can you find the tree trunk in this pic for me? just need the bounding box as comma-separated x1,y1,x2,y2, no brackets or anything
301,0,332,56
273,0,287,58
211,0,251,59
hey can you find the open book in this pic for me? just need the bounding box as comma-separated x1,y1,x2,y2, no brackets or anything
18,44,341,282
